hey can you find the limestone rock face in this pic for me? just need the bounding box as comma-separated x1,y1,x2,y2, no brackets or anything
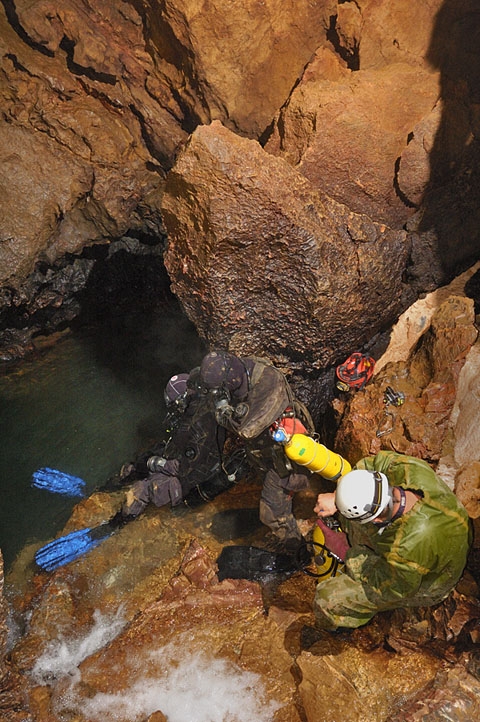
1,0,480,365
266,0,480,269
162,120,411,371
334,292,478,467
337,0,444,70
0,0,334,289
151,0,336,138
265,51,439,228
264,0,446,229
0,0,184,287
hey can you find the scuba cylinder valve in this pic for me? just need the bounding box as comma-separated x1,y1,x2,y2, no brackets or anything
270,414,308,444
283,434,351,481
146,455,169,473
311,518,345,578
271,426,289,444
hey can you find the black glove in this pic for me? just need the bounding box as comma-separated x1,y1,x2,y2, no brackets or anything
104,510,136,533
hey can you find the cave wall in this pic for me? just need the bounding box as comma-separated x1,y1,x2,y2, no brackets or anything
1,0,480,367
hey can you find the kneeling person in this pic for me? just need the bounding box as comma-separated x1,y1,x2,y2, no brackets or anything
313,450,471,631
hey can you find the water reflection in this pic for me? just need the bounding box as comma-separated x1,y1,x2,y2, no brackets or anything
0,303,206,570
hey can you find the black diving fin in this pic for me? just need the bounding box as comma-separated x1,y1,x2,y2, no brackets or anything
216,545,301,582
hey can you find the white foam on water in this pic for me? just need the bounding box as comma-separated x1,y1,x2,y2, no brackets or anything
79,644,281,722
30,607,127,684
30,613,281,722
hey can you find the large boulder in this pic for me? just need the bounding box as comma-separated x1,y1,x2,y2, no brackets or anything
162,120,412,372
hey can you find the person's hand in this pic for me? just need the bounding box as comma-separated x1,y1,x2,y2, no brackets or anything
314,492,337,517
315,518,350,562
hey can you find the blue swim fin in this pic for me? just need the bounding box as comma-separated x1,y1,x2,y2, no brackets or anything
34,512,132,571
32,467,86,498
34,526,111,571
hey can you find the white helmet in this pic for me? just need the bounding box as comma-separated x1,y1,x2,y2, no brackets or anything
336,470,392,523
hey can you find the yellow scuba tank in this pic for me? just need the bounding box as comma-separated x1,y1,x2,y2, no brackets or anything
312,519,345,578
270,429,350,577
284,434,351,481
282,434,350,577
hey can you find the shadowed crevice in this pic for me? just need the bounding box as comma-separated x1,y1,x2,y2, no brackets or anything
59,35,117,85
1,0,54,56
326,14,360,71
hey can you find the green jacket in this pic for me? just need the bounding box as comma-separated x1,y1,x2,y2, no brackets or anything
314,451,471,629
345,451,471,607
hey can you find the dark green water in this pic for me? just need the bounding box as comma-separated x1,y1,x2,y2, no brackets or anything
0,305,206,571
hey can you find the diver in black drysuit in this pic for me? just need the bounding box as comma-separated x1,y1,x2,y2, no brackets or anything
118,370,248,520
196,351,315,554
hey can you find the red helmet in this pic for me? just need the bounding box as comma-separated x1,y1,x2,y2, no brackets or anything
336,353,375,391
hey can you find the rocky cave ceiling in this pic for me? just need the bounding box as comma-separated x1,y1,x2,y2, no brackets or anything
0,0,479,374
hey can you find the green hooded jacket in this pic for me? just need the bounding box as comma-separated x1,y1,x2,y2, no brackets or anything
314,451,471,630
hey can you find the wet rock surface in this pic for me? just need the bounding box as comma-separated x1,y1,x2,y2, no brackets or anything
1,278,480,721
0,552,31,721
